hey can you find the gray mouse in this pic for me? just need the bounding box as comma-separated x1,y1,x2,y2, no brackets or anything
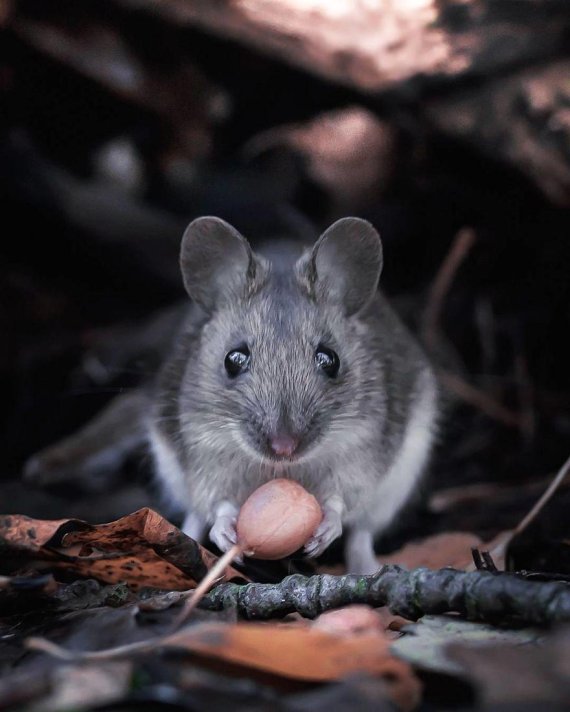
149,215,439,573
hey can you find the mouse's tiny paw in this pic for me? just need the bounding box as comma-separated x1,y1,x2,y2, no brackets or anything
304,511,343,558
209,515,237,553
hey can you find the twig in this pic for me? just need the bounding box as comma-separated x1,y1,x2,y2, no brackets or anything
472,548,498,573
474,298,496,375
25,565,570,663
27,636,150,662
422,226,477,353
512,454,570,538
517,571,570,584
482,551,498,572
27,543,244,660
514,350,536,439
200,566,570,625
471,548,484,570
172,543,241,629
421,227,527,430
470,454,570,571
438,371,523,429
430,474,570,514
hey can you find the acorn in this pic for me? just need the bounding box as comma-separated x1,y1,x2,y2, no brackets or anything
237,478,323,559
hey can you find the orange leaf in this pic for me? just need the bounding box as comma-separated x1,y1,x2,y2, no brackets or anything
163,622,422,709
0,514,69,552
0,508,245,591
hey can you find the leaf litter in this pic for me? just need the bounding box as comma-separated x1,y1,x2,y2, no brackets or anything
2,462,570,712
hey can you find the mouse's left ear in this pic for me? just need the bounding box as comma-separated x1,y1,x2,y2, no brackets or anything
304,217,383,316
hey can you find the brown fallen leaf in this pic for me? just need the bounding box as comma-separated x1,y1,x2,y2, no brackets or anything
29,620,422,711
377,531,483,570
168,623,399,680
0,508,245,591
320,531,484,578
0,514,69,552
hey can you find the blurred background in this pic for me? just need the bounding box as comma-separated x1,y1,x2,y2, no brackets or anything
1,0,570,566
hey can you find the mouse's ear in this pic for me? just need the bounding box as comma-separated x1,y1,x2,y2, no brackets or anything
180,217,261,312
307,217,383,316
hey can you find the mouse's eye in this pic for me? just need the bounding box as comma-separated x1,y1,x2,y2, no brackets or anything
225,346,250,377
315,344,340,378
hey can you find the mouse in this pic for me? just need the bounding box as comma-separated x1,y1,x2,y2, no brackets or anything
149,215,439,573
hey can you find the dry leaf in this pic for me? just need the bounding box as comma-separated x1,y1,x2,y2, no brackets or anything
446,627,570,706
163,621,422,710
0,515,69,552
377,531,483,570
320,531,484,578
0,508,245,591
391,615,544,675
25,618,421,711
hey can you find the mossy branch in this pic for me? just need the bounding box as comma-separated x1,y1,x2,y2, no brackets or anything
201,565,570,625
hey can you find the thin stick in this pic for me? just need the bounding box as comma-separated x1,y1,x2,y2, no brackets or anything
429,473,570,514
27,543,244,662
511,453,570,538
172,543,242,629
469,453,570,571
513,347,536,439
421,227,529,430
422,226,477,353
481,551,498,572
438,371,523,429
26,636,152,662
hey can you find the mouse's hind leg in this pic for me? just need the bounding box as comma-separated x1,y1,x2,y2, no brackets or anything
23,388,149,489
345,528,379,574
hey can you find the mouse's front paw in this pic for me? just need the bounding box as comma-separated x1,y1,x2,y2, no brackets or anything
209,515,238,553
304,509,343,558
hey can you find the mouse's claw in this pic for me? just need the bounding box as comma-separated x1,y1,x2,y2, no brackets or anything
209,515,238,553
304,509,343,558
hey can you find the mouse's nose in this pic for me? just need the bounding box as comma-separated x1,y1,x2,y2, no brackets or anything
269,433,300,457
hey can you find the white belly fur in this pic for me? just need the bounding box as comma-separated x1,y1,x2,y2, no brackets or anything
365,368,438,531
148,424,189,508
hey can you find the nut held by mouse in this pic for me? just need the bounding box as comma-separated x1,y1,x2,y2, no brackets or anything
149,216,439,573
237,478,323,559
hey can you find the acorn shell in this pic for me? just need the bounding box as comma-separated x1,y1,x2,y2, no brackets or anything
236,479,323,560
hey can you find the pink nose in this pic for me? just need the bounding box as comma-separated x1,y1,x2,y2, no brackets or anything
270,433,299,457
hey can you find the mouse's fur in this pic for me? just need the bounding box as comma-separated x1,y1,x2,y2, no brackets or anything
149,216,439,573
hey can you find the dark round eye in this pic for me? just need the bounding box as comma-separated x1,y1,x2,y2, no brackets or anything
224,346,250,377
315,345,340,378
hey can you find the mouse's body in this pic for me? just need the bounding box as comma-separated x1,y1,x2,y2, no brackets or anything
149,217,439,573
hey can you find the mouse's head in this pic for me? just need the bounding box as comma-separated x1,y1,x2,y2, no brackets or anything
180,216,383,465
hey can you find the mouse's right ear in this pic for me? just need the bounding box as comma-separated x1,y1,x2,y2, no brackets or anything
180,217,262,312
